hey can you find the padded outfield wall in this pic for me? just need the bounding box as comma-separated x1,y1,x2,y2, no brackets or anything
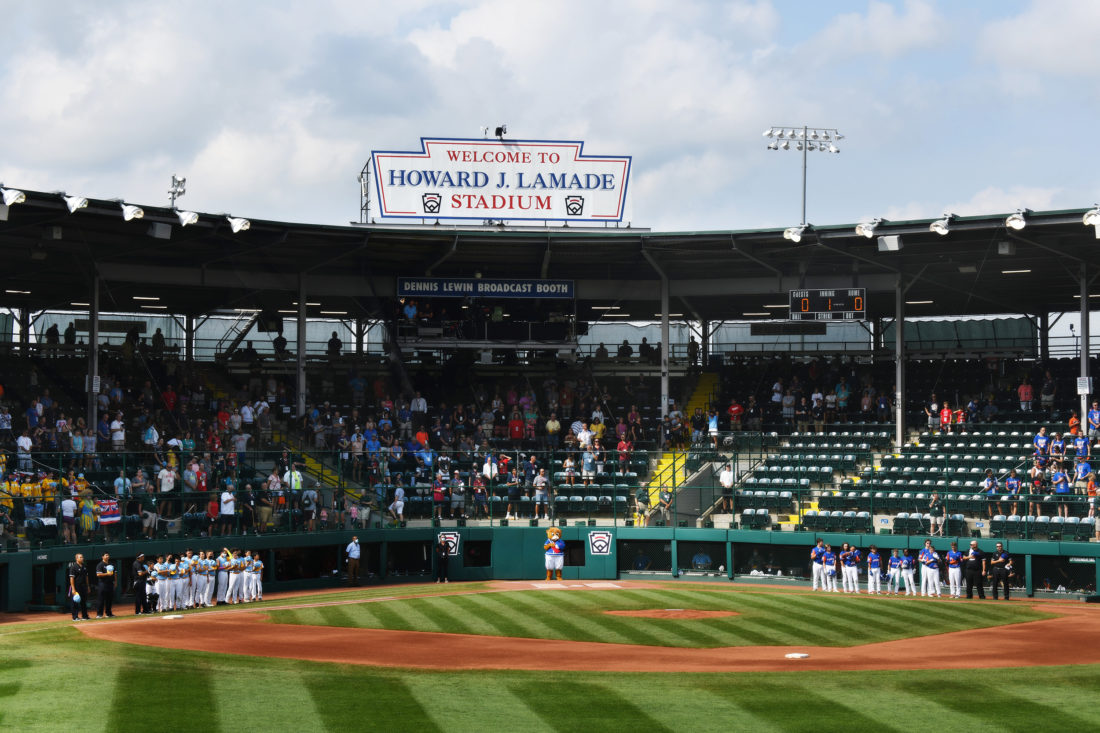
2,526,1098,612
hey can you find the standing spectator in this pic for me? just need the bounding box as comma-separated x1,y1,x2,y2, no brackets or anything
219,486,235,536
929,491,945,536
719,463,734,513
1039,371,1057,412
1017,379,1033,412
68,552,90,621
434,536,450,583
60,492,78,545
345,536,361,585
327,331,342,357
301,483,319,531
658,486,673,525
532,468,550,520
16,429,32,471
95,552,116,618
110,412,126,451
132,553,149,614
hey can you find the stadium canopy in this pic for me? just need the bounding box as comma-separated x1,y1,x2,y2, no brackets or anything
2,188,1100,323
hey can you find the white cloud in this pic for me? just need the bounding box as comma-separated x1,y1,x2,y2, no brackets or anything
978,1,1100,76
805,0,944,61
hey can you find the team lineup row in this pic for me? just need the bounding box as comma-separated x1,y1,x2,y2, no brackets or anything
808,538,1013,600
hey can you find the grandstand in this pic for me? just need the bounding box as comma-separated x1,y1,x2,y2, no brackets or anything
2,188,1100,612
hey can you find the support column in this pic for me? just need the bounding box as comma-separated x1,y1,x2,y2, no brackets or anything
18,308,30,355
87,277,100,430
296,281,307,418
184,315,195,363
355,318,365,358
1039,313,1050,362
894,278,906,451
660,274,670,422
1081,264,1090,423
700,318,710,367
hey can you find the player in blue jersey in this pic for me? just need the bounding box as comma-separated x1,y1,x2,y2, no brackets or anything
847,545,862,594
946,541,963,598
822,544,838,592
919,539,941,597
900,549,916,596
1033,427,1050,456
865,545,882,594
1089,401,1100,441
887,549,903,595
809,538,826,591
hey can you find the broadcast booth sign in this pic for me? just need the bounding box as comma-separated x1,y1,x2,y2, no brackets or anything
398,277,574,299
370,138,631,223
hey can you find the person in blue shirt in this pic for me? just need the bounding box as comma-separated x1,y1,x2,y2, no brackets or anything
900,549,917,596
1051,462,1071,518
866,545,882,594
1074,457,1093,495
847,546,862,594
887,549,903,595
838,543,853,593
946,541,964,598
822,544,838,592
809,539,826,591
1089,401,1100,440
1074,433,1090,459
1004,469,1021,517
982,469,1002,519
919,539,941,597
1049,433,1065,462
1033,427,1050,456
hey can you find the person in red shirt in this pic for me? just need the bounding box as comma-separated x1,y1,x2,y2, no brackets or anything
414,428,429,448
940,401,953,433
508,411,524,448
727,398,743,431
617,436,633,474
161,384,178,413
1018,380,1034,412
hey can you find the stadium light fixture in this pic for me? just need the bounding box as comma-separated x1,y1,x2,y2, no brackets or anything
1005,209,1029,230
783,225,807,242
176,210,199,227
1,186,26,206
495,124,507,139
168,174,186,207
1083,205,1100,239
227,216,250,233
930,213,954,236
120,203,144,221
62,194,88,213
766,124,843,225
855,218,883,238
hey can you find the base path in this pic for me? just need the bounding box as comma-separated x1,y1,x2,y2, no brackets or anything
79,587,1100,673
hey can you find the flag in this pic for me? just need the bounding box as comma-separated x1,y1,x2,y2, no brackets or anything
97,499,121,524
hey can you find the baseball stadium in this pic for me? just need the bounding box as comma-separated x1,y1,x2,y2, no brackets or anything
3,154,1100,730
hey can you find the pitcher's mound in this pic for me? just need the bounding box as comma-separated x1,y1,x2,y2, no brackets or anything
604,609,739,619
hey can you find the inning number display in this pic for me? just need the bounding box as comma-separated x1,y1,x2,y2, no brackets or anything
788,289,866,321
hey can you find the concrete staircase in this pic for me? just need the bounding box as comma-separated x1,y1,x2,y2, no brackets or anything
646,372,719,502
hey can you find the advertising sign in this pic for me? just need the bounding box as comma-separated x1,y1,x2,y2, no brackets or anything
371,138,631,223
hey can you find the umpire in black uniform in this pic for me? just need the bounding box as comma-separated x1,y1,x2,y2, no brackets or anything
963,540,987,599
989,541,1012,600
132,553,149,614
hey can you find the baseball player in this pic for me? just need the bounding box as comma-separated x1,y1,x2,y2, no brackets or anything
865,545,882,594
887,549,903,595
177,550,192,610
191,550,206,608
918,540,942,597
900,549,917,595
822,544,838,592
216,549,230,605
241,551,255,602
838,543,852,592
946,541,963,598
153,555,169,611
847,545,862,594
250,552,264,601
200,551,214,607
226,549,242,604
809,539,826,591
166,554,180,611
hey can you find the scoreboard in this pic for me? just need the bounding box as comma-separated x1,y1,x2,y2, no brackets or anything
788,288,866,320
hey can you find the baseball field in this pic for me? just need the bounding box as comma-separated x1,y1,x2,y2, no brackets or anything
3,580,1100,732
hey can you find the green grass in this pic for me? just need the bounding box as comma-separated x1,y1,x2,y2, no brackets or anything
266,588,1050,648
1,624,1098,732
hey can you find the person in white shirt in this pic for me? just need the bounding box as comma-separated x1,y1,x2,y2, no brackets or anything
345,536,361,586
110,414,126,451
388,485,406,524
60,495,78,544
16,430,33,471
719,463,735,513
239,403,254,427
220,488,236,536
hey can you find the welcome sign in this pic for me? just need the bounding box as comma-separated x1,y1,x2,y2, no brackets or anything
370,138,632,223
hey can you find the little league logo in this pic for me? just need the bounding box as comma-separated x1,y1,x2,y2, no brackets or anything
564,195,584,215
422,192,442,214
588,530,613,556
438,531,460,556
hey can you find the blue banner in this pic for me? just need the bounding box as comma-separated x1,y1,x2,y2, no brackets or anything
397,277,574,299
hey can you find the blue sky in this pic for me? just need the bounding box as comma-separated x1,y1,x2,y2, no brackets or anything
2,0,1097,232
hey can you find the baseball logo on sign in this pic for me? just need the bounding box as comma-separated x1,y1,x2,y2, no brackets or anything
422,192,442,214
564,195,584,216
588,530,613,556
438,531,460,556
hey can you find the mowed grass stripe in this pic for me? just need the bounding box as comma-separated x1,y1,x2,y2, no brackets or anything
313,604,358,628
402,673,554,733
503,590,628,642
444,592,542,639
905,678,1094,732
704,679,905,733
734,596,867,645
439,594,527,637
374,597,447,633
112,657,219,732
510,679,674,733
539,591,670,646
709,593,847,645
408,597,479,635
306,671,441,732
